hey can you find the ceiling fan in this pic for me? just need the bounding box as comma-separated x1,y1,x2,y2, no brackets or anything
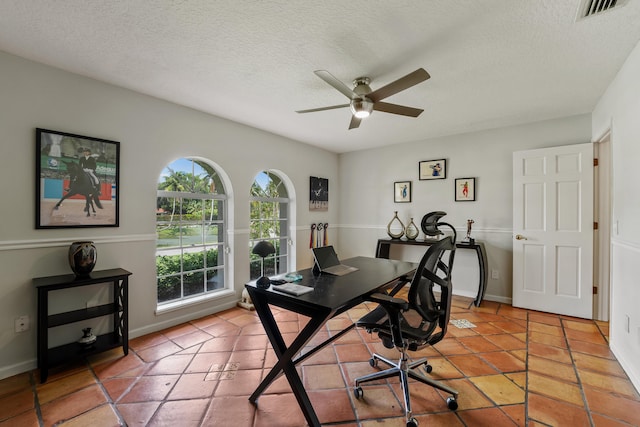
296,68,430,129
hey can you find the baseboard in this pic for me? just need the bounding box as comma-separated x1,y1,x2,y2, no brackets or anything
452,290,512,306
610,342,640,395
0,359,36,381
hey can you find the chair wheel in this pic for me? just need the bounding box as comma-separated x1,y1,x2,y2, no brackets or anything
354,386,363,399
423,363,433,374
446,396,458,410
369,358,378,367
406,417,418,427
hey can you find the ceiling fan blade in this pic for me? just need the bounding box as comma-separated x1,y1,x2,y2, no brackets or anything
373,102,423,117
314,70,357,100
368,68,430,103
348,115,362,130
296,104,349,114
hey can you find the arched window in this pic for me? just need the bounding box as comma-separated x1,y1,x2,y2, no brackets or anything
156,158,227,305
249,171,290,280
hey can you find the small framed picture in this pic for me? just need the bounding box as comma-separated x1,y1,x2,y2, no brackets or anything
455,178,476,201
394,181,412,203
419,159,446,180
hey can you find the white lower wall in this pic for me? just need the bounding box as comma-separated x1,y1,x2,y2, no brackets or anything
592,38,640,393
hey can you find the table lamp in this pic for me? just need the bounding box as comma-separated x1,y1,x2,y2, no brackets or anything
252,240,276,289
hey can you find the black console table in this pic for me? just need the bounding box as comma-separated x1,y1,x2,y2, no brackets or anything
376,238,488,306
33,268,132,382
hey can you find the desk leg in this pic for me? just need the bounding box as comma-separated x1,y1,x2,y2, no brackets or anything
247,288,331,427
473,243,489,307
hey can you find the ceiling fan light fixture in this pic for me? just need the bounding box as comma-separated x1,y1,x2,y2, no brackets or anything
350,98,373,118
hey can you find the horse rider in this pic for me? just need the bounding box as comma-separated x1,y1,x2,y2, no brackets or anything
80,148,100,195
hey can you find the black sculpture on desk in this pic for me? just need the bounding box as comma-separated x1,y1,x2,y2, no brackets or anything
252,241,276,289
420,211,457,241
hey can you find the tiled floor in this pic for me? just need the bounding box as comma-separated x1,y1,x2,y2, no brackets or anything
2,293,640,426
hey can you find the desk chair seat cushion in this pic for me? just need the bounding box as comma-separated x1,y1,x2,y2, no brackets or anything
357,305,439,350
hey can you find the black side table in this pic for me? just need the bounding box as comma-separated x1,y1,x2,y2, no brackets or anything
33,268,132,382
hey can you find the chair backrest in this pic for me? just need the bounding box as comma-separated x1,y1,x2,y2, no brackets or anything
407,236,456,346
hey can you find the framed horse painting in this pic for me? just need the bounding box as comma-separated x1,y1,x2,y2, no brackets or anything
36,128,120,228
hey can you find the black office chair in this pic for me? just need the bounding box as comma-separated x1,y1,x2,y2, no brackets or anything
354,222,458,427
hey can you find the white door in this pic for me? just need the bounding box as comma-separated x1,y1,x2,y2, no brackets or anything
512,143,593,318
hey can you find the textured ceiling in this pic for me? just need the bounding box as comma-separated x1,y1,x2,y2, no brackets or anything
1,1,640,153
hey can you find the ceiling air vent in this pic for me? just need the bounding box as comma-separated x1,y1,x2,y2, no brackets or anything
577,0,626,19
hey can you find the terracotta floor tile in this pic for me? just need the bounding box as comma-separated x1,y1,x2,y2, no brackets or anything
58,403,121,427
584,385,640,426
171,330,214,349
335,343,372,363
422,357,464,380
435,338,473,355
496,305,528,320
252,393,308,427
146,354,194,375
213,368,262,397
412,412,465,426
116,401,160,427
40,385,108,427
484,333,527,351
167,372,217,400
501,403,526,425
310,389,357,424
590,413,635,427
577,369,639,398
572,352,627,377
0,388,34,421
528,393,590,426
351,384,405,420
202,395,256,427
469,374,525,405
102,377,136,402
342,361,391,387
129,332,168,352
227,349,266,370
118,375,179,403
189,314,222,330
447,324,480,337
458,335,502,353
528,330,568,348
0,372,31,399
303,363,345,390
91,353,145,381
447,354,499,377
234,334,269,351
529,321,563,336
135,340,183,362
202,321,241,337
480,351,526,373
147,398,209,427
198,335,239,353
389,380,449,413
563,319,600,333
568,338,615,359
506,372,527,389
227,313,261,328
491,320,527,334
36,369,97,404
527,341,573,364
161,322,201,339
527,372,584,406
528,355,578,383
437,378,493,410
186,352,231,373
0,410,39,427
529,312,562,327
564,328,608,345
457,406,520,426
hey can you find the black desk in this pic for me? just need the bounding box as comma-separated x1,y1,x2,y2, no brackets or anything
245,256,416,427
376,238,488,306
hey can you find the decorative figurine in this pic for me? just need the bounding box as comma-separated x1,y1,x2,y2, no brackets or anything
78,327,97,347
463,219,475,244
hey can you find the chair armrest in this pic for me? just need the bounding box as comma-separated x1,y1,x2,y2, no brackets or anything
367,293,409,311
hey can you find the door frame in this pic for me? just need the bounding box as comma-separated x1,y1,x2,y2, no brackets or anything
594,130,612,321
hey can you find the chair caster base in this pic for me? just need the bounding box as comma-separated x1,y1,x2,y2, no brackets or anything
406,417,418,427
447,396,458,410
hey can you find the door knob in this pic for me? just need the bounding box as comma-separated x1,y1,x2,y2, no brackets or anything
515,234,528,240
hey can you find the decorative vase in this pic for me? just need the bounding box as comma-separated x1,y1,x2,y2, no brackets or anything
405,217,419,240
78,327,97,347
68,241,97,277
386,211,405,239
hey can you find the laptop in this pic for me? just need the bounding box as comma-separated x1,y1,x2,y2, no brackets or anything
312,245,358,276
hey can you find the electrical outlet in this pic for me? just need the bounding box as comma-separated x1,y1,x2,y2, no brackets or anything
15,315,29,333
491,269,499,280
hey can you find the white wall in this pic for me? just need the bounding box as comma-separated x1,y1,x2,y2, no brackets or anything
592,39,640,391
337,115,592,302
0,51,338,379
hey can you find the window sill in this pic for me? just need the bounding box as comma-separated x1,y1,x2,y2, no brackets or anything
155,289,236,316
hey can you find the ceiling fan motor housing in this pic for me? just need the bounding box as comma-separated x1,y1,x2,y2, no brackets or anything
351,77,373,117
